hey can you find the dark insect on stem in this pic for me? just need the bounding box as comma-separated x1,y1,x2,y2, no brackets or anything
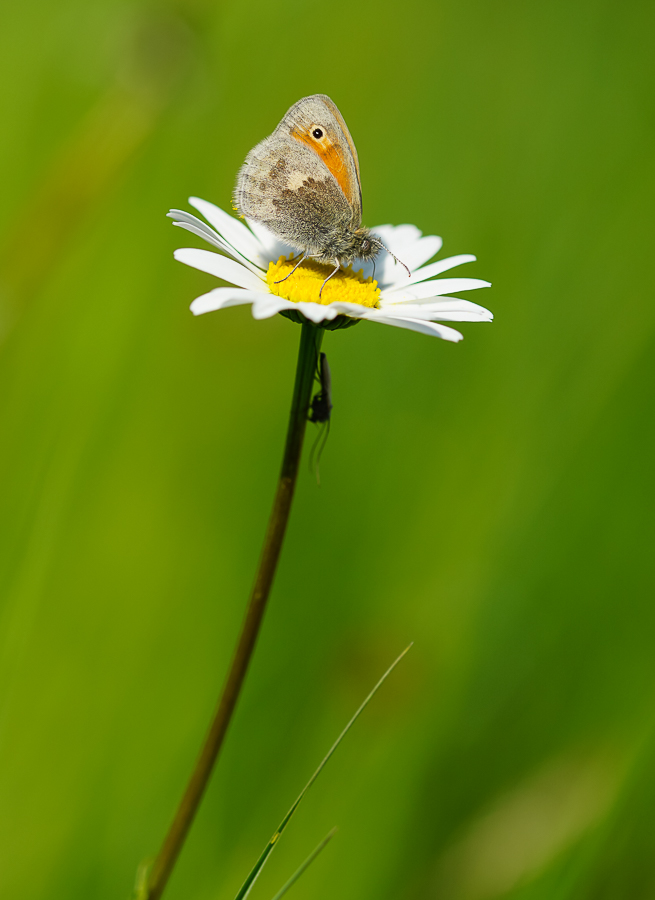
308,352,332,483
308,352,332,424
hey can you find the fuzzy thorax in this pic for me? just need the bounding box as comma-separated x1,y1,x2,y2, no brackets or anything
267,257,381,307
312,228,383,267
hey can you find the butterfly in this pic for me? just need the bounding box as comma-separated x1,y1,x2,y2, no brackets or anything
234,94,409,295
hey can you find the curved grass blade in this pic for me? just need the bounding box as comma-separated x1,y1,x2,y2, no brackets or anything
133,857,153,900
233,644,412,900
270,827,337,900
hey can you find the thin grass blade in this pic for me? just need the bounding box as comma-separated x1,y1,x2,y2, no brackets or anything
233,643,412,900
270,828,337,900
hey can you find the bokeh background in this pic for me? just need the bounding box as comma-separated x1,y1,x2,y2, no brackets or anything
1,0,654,898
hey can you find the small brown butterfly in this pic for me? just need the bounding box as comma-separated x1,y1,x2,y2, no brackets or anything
234,94,409,295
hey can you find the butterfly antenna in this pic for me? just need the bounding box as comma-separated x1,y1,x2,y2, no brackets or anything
378,241,411,278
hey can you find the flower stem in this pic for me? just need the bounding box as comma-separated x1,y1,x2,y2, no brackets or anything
144,322,324,900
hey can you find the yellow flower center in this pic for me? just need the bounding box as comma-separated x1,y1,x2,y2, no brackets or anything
266,257,380,308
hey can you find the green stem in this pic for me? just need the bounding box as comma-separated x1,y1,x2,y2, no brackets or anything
144,322,323,900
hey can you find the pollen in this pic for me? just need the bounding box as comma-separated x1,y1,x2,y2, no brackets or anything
266,257,380,308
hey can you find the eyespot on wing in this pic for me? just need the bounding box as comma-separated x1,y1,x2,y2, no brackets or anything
290,125,359,215
281,95,363,221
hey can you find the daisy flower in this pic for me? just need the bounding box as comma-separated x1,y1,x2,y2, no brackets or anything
168,197,492,341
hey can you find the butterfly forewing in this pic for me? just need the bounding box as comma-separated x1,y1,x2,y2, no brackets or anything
280,95,362,224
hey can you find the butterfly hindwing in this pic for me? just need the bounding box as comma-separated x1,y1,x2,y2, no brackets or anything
234,134,352,253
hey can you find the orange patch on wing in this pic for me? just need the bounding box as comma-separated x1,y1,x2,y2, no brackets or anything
291,127,356,207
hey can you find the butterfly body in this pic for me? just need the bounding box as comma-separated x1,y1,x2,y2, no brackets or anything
234,95,383,269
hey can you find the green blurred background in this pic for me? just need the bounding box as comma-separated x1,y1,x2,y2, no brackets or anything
1,0,654,898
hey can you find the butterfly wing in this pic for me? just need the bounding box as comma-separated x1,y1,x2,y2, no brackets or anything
278,94,363,225
234,132,353,257
234,95,364,259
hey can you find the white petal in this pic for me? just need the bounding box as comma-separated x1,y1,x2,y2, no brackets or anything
295,301,339,323
405,297,493,320
415,296,492,312
325,300,372,317
168,211,264,276
377,301,493,322
190,288,270,315
174,248,266,291
189,197,269,267
172,219,226,251
372,223,423,249
168,210,223,247
377,235,445,288
415,277,491,295
380,288,490,309
381,255,477,299
246,219,297,261
251,295,296,319
396,235,444,272
380,281,448,303
366,314,464,342
397,258,485,290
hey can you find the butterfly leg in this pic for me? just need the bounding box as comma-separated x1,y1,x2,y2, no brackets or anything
274,254,308,284
318,261,340,299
